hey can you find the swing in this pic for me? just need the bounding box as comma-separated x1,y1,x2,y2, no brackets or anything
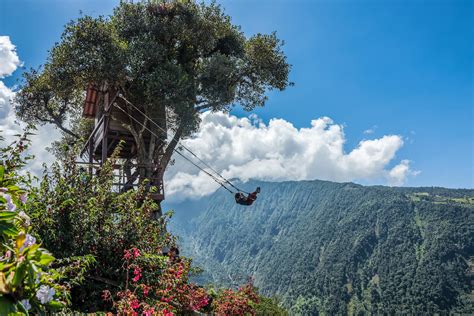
115,93,261,205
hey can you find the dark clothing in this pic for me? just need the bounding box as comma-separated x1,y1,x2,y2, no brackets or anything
235,190,259,206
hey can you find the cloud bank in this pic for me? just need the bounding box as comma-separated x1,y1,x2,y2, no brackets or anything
0,35,417,197
0,36,60,175
165,112,418,200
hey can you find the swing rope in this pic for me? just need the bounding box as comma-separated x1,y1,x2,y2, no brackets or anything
118,94,250,194
113,101,241,195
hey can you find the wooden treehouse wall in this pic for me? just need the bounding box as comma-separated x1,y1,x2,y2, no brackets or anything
80,84,164,201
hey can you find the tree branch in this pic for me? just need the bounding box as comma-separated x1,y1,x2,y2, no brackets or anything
43,104,80,139
54,120,80,139
160,123,184,171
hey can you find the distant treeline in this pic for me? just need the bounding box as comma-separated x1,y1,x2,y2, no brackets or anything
169,180,474,315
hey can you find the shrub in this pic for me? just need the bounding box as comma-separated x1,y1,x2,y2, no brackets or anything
0,133,69,314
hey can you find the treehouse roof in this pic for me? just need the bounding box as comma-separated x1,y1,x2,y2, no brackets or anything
83,84,99,118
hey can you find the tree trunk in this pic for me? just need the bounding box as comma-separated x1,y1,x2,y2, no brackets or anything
123,96,190,217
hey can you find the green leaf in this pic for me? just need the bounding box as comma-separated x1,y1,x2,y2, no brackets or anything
24,243,40,257
38,252,55,266
0,165,4,181
11,262,27,287
6,186,20,192
0,296,18,315
17,301,29,315
46,300,65,310
0,223,19,238
0,212,17,220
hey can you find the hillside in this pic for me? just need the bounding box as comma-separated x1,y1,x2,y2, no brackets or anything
166,180,474,314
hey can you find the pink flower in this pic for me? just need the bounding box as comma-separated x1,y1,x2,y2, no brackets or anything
132,247,140,259
162,309,174,316
124,250,131,260
143,307,155,316
132,267,142,282
102,290,111,301
130,299,140,309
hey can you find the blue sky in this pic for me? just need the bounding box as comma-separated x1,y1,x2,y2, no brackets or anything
0,0,472,188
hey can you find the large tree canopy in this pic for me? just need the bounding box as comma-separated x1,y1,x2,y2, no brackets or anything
15,0,292,174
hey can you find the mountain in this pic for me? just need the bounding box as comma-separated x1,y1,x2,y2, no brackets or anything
165,180,474,314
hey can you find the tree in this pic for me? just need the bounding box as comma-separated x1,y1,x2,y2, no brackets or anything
21,144,287,314
0,134,95,314
15,0,292,199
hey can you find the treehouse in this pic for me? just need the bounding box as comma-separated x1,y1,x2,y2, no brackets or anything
80,84,164,201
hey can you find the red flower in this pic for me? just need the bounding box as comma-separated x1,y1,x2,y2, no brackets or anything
123,249,132,260
143,307,155,316
133,266,142,282
132,247,140,259
130,298,140,309
162,309,174,316
101,290,111,301
143,285,150,297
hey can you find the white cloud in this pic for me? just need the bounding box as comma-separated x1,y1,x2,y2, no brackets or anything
0,36,22,78
0,81,15,119
0,35,419,195
0,36,59,176
387,159,420,186
363,125,377,135
165,112,418,201
0,85,60,177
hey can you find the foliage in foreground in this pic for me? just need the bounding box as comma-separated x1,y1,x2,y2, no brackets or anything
0,133,74,314
17,143,285,314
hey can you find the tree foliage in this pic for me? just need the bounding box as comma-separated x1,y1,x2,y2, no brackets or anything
21,145,287,314
170,180,474,315
25,145,173,311
0,133,95,314
15,0,292,173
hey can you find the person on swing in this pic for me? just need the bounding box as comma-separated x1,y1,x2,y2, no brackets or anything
235,187,261,206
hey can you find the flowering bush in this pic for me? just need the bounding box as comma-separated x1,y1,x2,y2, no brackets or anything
103,247,213,315
0,134,67,314
25,144,177,311
8,139,286,314
101,246,285,316
212,282,261,316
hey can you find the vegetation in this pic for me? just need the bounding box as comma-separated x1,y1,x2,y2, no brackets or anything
4,1,293,313
0,133,89,314
0,136,285,314
170,180,474,315
6,1,471,314
15,0,292,195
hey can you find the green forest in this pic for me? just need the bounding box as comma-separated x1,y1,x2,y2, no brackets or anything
169,180,474,315
1,0,471,314
0,0,292,313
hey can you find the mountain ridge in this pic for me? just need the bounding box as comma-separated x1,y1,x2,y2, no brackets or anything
166,179,473,314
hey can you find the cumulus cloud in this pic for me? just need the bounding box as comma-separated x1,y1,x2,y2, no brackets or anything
0,36,21,136
0,35,60,176
387,160,420,186
0,35,418,195
165,112,418,201
0,36,22,78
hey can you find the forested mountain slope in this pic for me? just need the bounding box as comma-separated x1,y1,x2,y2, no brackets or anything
167,180,474,314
